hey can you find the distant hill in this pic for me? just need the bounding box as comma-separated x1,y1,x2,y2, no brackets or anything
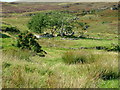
2,2,118,18
16,0,119,2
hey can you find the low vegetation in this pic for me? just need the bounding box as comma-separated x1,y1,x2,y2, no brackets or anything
1,2,119,88
1,23,20,35
62,50,98,64
2,49,118,88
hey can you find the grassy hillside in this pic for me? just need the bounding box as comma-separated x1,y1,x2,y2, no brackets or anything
1,2,119,88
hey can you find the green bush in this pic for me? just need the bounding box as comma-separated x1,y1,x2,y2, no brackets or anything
62,50,97,64
16,31,47,57
106,44,120,52
28,11,77,36
1,24,11,31
1,24,20,34
5,27,20,34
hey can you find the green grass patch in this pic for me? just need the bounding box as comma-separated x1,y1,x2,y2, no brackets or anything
98,79,118,88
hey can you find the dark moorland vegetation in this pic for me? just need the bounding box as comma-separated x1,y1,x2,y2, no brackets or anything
1,2,119,88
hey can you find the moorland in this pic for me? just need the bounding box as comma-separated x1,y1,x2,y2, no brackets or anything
1,2,119,88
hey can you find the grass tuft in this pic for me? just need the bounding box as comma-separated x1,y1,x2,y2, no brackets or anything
62,50,98,64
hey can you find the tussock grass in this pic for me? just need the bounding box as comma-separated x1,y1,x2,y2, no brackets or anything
62,50,99,64
96,52,119,80
2,47,119,88
62,50,119,81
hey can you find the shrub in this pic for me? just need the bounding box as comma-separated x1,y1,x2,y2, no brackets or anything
16,31,47,57
106,44,120,52
5,27,20,34
62,50,98,64
1,24,20,34
1,24,20,39
93,44,120,52
1,23,11,31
